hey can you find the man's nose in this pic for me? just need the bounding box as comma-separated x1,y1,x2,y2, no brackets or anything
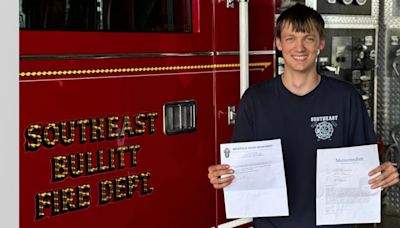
295,40,306,51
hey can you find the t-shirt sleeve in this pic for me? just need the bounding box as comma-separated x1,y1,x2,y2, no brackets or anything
231,91,255,143
348,91,377,145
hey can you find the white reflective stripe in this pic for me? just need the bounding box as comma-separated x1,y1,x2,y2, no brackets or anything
211,218,253,228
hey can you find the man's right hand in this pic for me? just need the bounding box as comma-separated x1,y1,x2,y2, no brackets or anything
207,164,235,189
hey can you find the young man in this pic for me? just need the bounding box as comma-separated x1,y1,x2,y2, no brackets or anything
208,4,399,228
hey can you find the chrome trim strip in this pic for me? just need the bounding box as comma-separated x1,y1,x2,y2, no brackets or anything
20,52,215,61
216,50,275,56
21,50,276,60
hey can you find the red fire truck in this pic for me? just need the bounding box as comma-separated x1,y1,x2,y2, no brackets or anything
19,0,275,227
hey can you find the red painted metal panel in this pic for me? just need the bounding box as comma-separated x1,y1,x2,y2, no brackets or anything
214,0,275,51
20,73,216,228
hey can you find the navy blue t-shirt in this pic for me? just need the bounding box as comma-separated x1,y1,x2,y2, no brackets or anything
232,75,377,228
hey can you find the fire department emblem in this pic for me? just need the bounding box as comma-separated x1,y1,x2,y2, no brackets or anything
224,148,231,158
314,121,334,140
310,115,338,141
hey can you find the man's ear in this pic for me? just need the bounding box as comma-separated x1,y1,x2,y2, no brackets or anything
276,37,283,51
319,38,326,50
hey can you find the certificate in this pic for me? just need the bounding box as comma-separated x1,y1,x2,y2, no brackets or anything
220,139,289,218
316,144,381,225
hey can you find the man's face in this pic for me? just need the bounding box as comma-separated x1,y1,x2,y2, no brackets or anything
276,23,325,74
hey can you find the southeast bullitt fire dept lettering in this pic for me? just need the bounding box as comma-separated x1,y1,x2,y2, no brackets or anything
24,112,157,220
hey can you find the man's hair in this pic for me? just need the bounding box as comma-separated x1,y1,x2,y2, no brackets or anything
276,3,325,39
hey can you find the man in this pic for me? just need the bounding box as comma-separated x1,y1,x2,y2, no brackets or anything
208,4,399,228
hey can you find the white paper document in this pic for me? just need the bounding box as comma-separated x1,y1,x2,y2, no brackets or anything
316,144,381,225
220,139,289,218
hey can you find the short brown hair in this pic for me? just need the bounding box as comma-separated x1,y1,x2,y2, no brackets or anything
276,4,325,39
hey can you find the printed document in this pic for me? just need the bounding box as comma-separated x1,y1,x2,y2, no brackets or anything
316,144,381,225
220,139,289,218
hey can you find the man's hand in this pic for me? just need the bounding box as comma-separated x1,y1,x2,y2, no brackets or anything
368,162,400,189
208,164,235,189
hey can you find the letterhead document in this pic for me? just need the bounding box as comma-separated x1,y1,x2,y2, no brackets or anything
316,144,381,225
220,139,289,218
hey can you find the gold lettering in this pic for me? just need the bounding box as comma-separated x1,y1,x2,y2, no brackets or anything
120,115,135,137
98,150,109,172
135,114,146,135
116,146,128,169
25,112,158,151
43,123,59,148
107,116,119,139
77,184,90,209
60,121,75,145
140,172,154,195
127,175,139,197
109,148,116,170
58,148,128,178
99,180,113,204
128,145,140,167
76,119,89,143
86,152,97,175
51,144,140,179
61,188,75,212
52,156,68,181
36,192,52,219
25,124,42,151
52,190,60,215
36,185,92,219
70,153,84,177
147,112,158,134
98,173,153,203
114,177,126,200
90,118,105,141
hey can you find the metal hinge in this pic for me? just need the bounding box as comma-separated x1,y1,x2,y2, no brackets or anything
228,106,236,125
227,0,235,8
227,0,249,9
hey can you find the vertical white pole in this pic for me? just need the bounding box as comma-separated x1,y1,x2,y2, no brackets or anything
239,0,249,97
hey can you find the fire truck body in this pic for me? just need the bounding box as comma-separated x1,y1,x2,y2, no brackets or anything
19,1,275,227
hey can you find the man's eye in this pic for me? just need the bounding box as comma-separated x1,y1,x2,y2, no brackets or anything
286,37,294,41
306,37,315,42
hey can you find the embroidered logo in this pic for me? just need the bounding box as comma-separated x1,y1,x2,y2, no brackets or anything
310,115,338,141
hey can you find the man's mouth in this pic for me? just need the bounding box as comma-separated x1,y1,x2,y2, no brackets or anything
292,55,307,61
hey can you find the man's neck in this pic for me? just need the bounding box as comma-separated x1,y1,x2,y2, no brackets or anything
281,70,321,96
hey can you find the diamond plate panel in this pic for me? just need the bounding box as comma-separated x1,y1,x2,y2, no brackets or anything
377,0,400,143
306,0,379,26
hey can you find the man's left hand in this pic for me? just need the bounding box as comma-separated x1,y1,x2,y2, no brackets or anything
368,162,400,189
